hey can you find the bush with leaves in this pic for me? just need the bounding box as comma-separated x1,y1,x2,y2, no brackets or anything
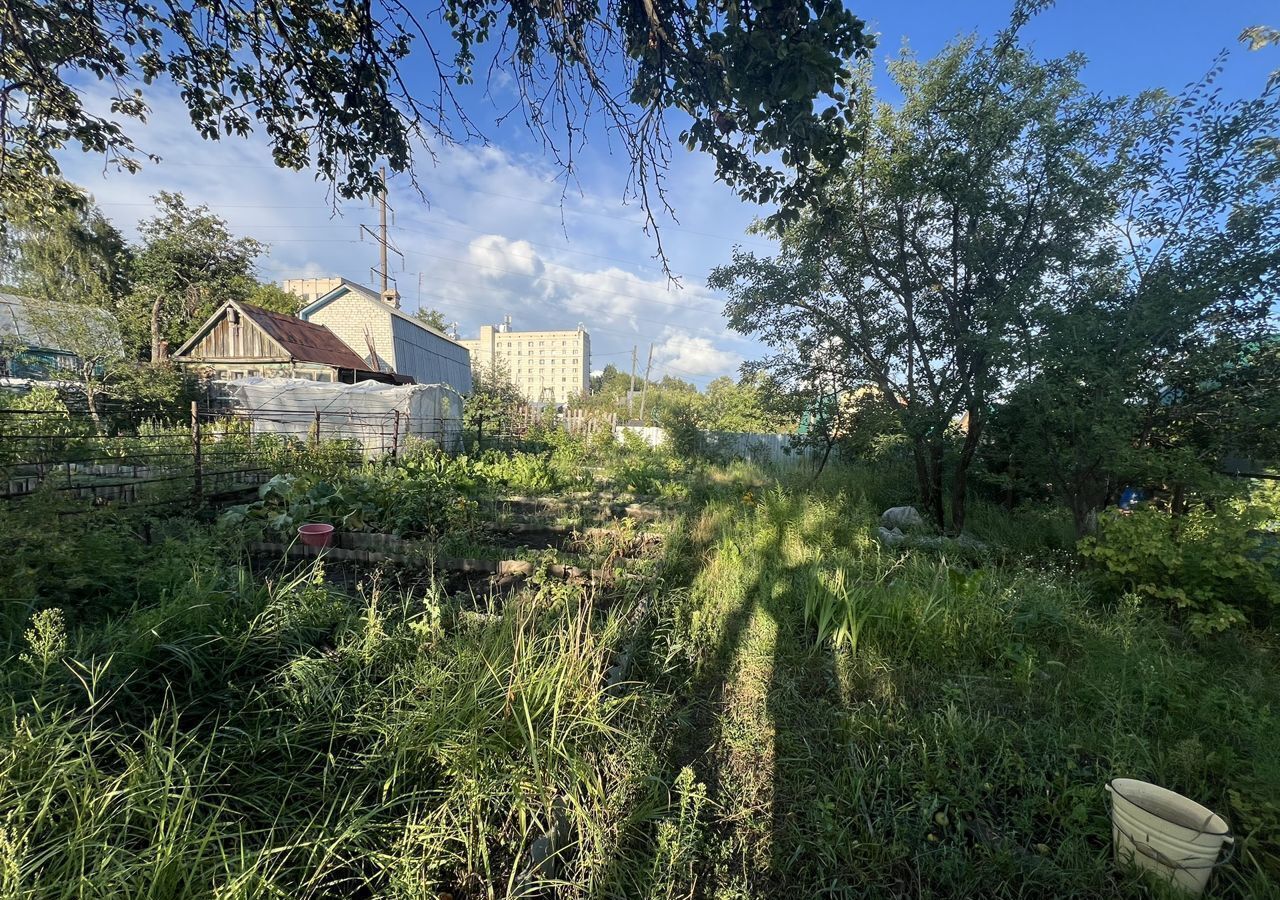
657,395,709,460
1079,503,1280,634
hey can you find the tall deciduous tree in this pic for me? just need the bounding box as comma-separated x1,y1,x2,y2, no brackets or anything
0,0,874,262
1242,26,1280,174
246,283,303,317
712,39,1127,532
1001,58,1280,533
127,193,264,362
1,190,131,307
702,375,789,433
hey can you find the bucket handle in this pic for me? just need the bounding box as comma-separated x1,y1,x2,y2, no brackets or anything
1105,783,1235,871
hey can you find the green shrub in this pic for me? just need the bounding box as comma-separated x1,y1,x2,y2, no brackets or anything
221,462,477,538
475,450,561,494
658,397,707,460
1079,503,1280,634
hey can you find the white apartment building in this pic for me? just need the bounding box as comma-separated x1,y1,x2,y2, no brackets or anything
282,277,349,306
458,316,590,405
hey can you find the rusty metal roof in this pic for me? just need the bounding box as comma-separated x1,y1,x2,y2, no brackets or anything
237,303,371,370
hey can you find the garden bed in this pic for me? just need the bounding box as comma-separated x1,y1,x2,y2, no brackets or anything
247,535,623,584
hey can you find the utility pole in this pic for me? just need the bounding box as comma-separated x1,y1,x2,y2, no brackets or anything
628,345,637,420
637,342,654,424
378,167,389,294
360,166,402,306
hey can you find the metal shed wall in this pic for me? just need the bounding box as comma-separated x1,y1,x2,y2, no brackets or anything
390,315,473,393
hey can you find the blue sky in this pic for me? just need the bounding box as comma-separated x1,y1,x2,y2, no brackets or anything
58,1,1278,386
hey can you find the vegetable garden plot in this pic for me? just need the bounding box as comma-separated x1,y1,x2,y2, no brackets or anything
247,517,664,616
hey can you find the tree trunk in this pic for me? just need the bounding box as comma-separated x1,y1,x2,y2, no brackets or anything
911,437,948,532
83,366,104,434
1070,496,1094,539
1004,454,1016,511
86,390,103,434
812,431,836,480
150,291,164,364
929,441,945,532
911,438,937,527
948,414,983,535
1068,475,1108,539
950,467,968,535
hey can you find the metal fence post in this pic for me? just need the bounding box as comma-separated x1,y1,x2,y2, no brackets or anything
476,413,483,452
391,410,400,459
313,409,322,446
191,401,203,504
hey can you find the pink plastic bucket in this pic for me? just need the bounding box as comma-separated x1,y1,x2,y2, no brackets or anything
297,523,335,548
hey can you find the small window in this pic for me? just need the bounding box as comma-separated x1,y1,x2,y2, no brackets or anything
316,372,332,382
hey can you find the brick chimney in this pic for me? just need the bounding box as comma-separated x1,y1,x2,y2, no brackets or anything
381,288,401,309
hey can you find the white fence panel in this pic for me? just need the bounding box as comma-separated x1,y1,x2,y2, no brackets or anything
613,425,816,467
615,425,666,447
705,431,816,467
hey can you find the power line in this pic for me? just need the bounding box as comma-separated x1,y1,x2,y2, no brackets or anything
115,208,764,287
96,202,734,313
101,208,747,289
275,252,733,342
396,247,724,317
96,201,335,209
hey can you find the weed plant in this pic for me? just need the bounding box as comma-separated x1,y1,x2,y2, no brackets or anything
624,467,1280,899
2,445,1277,898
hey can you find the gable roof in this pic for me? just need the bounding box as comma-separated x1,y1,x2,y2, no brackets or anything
0,292,123,355
301,282,467,349
175,300,371,370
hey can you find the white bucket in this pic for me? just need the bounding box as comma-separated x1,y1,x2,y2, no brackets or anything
1106,778,1233,896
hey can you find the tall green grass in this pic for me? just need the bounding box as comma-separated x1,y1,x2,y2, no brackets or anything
638,470,1280,898
2,451,1277,898
0,508,680,897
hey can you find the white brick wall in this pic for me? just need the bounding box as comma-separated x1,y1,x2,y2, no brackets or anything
306,303,397,372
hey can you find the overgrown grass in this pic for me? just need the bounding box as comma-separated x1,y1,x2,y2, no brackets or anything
625,469,1280,898
1,452,1277,898
0,461,696,898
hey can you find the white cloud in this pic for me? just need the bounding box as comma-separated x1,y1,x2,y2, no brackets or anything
655,332,741,378
466,235,544,278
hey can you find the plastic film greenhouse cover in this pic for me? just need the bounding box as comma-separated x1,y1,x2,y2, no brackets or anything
225,377,463,454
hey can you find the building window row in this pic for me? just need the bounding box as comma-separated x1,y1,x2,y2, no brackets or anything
498,339,579,348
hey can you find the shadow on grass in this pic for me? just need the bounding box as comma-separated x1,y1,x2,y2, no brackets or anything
597,489,857,898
